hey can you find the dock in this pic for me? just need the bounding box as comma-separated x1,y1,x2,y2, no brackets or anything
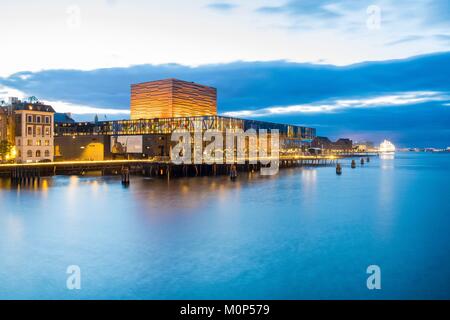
0,155,346,181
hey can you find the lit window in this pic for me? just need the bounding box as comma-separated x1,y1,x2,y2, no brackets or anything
45,140,50,146
36,127,41,136
45,127,50,136
27,139,32,146
36,150,41,157
36,140,41,146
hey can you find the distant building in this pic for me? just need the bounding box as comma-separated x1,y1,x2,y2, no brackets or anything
0,106,15,145
353,141,374,152
334,138,353,152
312,136,353,152
311,136,333,149
130,79,217,119
0,99,55,163
0,108,8,142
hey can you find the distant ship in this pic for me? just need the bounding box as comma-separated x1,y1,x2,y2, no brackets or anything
379,140,396,153
379,140,396,159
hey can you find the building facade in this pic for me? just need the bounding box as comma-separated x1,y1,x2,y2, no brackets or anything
54,115,316,161
311,136,353,153
0,108,7,142
0,106,15,145
12,102,55,163
130,79,217,119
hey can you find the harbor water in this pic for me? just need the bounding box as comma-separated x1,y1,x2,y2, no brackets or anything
0,153,449,299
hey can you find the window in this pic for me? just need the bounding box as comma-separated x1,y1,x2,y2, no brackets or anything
45,127,51,136
18,150,21,157
27,139,32,146
17,139,21,146
36,127,42,136
45,116,50,124
36,150,41,157
36,116,41,123
27,150,32,157
36,140,41,146
45,140,50,146
27,115,33,123
44,150,50,157
27,126,32,136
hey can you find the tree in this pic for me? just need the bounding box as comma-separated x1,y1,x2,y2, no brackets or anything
0,140,13,162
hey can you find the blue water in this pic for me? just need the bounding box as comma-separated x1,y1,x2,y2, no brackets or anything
0,153,449,299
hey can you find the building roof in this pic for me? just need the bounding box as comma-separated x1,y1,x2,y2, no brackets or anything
11,102,55,113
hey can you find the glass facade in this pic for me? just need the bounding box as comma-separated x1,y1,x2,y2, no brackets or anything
55,116,316,140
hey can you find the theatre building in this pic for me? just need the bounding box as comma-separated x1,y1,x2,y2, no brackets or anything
54,79,316,161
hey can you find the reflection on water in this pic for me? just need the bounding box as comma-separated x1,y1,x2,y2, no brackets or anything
379,153,395,160
0,153,449,299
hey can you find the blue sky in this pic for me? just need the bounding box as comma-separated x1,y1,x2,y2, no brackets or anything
1,0,449,147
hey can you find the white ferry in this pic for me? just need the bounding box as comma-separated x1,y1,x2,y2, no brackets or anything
379,140,396,159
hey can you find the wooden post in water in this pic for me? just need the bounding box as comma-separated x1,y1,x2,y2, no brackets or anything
121,166,130,185
336,163,342,175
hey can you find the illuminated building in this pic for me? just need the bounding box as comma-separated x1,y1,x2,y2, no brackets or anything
130,79,217,119
0,108,7,142
311,136,353,153
54,116,316,161
53,79,316,161
1,100,55,163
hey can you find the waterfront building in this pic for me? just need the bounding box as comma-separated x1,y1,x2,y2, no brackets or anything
53,78,316,162
353,141,375,152
0,108,8,142
0,105,15,146
311,136,353,153
0,99,55,163
130,79,217,120
54,116,316,161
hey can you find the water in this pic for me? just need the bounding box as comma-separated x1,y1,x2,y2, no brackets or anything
0,153,449,299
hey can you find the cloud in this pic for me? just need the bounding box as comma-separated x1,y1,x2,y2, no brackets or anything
222,91,448,117
206,2,237,12
48,101,129,116
386,35,424,46
257,0,346,17
0,85,129,117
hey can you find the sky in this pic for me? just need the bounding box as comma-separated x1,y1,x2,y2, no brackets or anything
0,0,449,147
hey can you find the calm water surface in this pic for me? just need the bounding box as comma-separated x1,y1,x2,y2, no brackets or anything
0,153,449,299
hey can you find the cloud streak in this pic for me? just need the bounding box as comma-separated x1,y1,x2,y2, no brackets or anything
223,91,448,117
206,2,237,12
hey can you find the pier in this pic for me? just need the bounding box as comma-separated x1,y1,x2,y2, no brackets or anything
0,155,345,181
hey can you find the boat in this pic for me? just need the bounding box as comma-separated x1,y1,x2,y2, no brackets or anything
379,140,395,159
379,140,396,154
